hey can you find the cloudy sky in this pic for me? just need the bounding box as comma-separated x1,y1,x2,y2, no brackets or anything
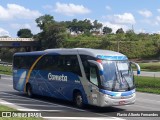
1,0,160,37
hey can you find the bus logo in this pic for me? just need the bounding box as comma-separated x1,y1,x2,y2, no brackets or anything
48,73,68,82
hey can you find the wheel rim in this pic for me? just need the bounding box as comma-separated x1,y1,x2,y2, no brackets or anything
76,95,82,106
27,86,31,96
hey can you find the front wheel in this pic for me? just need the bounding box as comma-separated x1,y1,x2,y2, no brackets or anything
26,84,33,98
74,92,84,108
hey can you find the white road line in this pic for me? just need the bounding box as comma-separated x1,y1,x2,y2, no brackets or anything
10,103,62,107
0,78,12,80
17,109,62,112
43,117,120,120
1,98,39,101
0,92,124,119
0,101,14,105
0,92,85,111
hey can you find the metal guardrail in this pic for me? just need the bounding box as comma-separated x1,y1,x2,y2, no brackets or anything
0,61,12,66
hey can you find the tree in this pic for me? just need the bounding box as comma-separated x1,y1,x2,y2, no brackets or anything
35,15,66,49
17,29,33,38
125,29,137,41
35,14,55,30
103,26,112,34
116,28,124,34
93,20,103,31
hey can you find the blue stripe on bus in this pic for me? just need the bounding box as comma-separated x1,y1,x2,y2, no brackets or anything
99,89,135,97
97,55,128,60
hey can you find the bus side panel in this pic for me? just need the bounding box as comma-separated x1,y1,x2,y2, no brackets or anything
28,70,88,103
13,69,28,92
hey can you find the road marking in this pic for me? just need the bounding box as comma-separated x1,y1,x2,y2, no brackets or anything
43,117,120,120
17,109,62,112
9,103,63,107
0,92,85,111
1,98,40,101
0,78,12,80
0,101,14,105
0,92,123,119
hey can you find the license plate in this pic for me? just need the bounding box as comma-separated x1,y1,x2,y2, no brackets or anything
119,101,125,105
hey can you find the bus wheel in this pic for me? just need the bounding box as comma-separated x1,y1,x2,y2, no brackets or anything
26,84,33,98
74,92,84,108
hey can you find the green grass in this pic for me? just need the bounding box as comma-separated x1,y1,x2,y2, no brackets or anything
132,62,160,72
138,62,160,72
0,65,12,75
0,105,43,120
135,76,160,94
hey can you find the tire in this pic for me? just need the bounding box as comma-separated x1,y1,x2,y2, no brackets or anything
74,92,84,108
26,84,33,98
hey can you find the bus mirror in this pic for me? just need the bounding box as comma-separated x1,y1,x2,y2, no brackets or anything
130,62,141,75
88,60,103,75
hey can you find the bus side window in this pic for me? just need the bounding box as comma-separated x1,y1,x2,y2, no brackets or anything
90,66,98,86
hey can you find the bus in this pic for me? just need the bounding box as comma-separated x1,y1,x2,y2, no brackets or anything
13,48,140,107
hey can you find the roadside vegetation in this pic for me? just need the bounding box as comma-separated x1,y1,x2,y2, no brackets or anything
1,15,160,62
138,62,160,72
0,65,12,75
135,76,160,94
0,105,43,120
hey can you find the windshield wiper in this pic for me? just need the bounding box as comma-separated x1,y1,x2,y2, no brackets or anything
119,71,130,91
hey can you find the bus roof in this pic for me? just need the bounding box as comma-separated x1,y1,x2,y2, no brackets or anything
14,48,128,60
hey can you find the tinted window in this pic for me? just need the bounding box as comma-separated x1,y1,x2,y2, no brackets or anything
80,55,96,80
13,56,39,69
34,55,82,76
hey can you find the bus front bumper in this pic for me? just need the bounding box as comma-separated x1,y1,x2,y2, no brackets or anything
99,93,136,107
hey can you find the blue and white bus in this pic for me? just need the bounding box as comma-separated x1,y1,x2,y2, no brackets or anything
13,48,140,107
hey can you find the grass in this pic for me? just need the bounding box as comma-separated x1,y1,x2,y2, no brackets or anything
135,76,160,94
0,105,43,120
132,62,160,72
0,65,12,75
138,62,160,72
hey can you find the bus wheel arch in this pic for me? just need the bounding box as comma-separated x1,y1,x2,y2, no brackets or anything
26,83,33,98
73,89,84,108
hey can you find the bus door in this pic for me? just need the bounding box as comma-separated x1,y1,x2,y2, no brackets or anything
88,60,103,106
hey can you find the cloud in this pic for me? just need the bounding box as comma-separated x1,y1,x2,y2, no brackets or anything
0,4,42,20
135,29,146,34
102,21,128,33
138,10,152,18
156,16,160,22
0,28,10,36
106,13,136,24
157,9,160,12
54,2,91,16
140,19,159,26
10,23,31,29
106,6,111,11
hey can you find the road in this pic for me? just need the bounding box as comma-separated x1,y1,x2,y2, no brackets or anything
0,75,160,120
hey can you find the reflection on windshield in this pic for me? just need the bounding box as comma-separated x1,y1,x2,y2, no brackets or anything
101,60,134,91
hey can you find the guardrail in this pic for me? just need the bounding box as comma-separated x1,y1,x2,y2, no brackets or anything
0,61,12,66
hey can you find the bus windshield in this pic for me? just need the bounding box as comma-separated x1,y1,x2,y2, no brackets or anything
101,60,134,91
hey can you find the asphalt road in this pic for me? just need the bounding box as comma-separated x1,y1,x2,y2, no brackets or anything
0,75,160,120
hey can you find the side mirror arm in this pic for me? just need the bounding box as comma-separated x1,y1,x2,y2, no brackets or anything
131,61,141,75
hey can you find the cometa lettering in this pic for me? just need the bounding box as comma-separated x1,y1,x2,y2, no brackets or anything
48,73,68,82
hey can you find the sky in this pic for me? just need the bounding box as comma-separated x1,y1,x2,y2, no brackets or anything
1,0,160,37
